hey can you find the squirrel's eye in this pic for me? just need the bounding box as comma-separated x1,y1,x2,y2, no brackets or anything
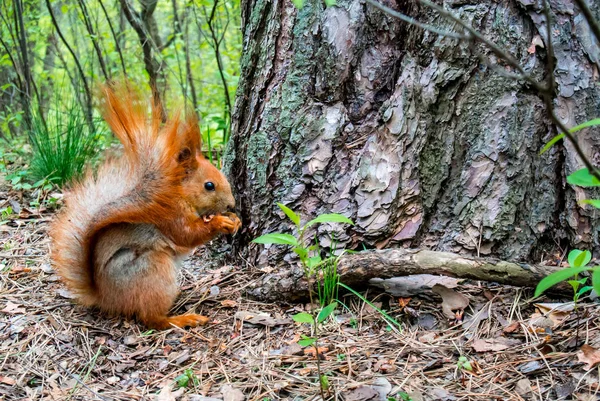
204,182,216,191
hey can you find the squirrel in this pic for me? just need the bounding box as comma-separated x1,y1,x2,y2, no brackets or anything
50,84,241,329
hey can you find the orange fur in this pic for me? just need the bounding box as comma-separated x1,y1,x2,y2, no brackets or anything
50,84,241,329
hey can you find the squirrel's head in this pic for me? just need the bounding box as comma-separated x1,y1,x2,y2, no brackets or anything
176,118,236,218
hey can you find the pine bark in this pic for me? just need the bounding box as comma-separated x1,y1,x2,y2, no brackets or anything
225,0,600,298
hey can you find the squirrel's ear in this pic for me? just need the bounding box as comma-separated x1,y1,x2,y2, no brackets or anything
182,112,203,154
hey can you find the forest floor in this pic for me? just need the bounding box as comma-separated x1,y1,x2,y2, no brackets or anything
1,186,600,401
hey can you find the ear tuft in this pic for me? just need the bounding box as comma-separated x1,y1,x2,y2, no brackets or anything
178,147,192,163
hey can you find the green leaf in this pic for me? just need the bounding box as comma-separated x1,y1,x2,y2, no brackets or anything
293,312,314,324
33,179,46,188
567,168,600,187
320,374,330,391
540,118,600,154
324,0,336,6
568,249,591,268
534,266,592,297
567,280,581,292
252,233,298,246
293,247,308,261
305,213,354,228
298,336,316,347
291,0,304,8
577,286,593,297
580,199,600,209
317,301,337,323
592,269,600,296
458,356,472,371
306,255,323,269
277,203,300,226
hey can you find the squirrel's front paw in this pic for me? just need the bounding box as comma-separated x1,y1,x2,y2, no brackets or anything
214,213,241,235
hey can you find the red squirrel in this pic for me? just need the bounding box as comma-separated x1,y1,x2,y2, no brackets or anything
50,84,241,329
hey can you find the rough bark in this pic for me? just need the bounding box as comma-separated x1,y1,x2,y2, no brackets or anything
225,0,600,299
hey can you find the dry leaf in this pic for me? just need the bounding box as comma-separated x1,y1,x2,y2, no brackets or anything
155,385,184,401
343,386,379,401
221,384,245,401
398,297,411,309
1,301,25,314
503,321,520,333
432,284,469,319
304,346,328,359
515,378,532,396
0,376,16,385
221,300,237,308
578,344,600,370
234,311,290,327
471,337,522,352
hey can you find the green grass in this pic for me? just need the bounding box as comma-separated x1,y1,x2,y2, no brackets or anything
27,104,102,186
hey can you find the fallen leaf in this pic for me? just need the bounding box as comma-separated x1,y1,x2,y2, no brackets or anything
188,396,222,401
0,376,16,385
471,337,522,352
578,344,600,370
342,386,379,401
155,385,184,401
221,300,237,308
535,303,575,313
462,307,490,339
1,301,25,314
123,335,138,346
430,387,456,400
515,378,532,396
270,342,303,356
418,332,437,343
534,302,573,326
298,367,312,376
234,311,291,327
503,321,520,333
304,346,328,359
221,384,245,401
371,377,392,399
398,297,411,309
432,284,469,319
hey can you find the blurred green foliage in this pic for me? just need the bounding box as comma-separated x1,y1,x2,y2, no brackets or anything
0,0,241,186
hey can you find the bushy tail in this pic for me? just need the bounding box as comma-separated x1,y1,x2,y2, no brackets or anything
50,84,196,304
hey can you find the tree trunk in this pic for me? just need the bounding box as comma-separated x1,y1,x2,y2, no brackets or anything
225,0,600,298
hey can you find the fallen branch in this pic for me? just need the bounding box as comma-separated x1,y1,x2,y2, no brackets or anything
338,248,561,288
245,248,569,301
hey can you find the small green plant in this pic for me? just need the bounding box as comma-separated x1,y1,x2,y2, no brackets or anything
542,118,600,210
535,249,599,302
316,237,341,307
1,206,13,221
457,356,473,372
252,203,354,399
27,103,102,186
174,369,199,389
